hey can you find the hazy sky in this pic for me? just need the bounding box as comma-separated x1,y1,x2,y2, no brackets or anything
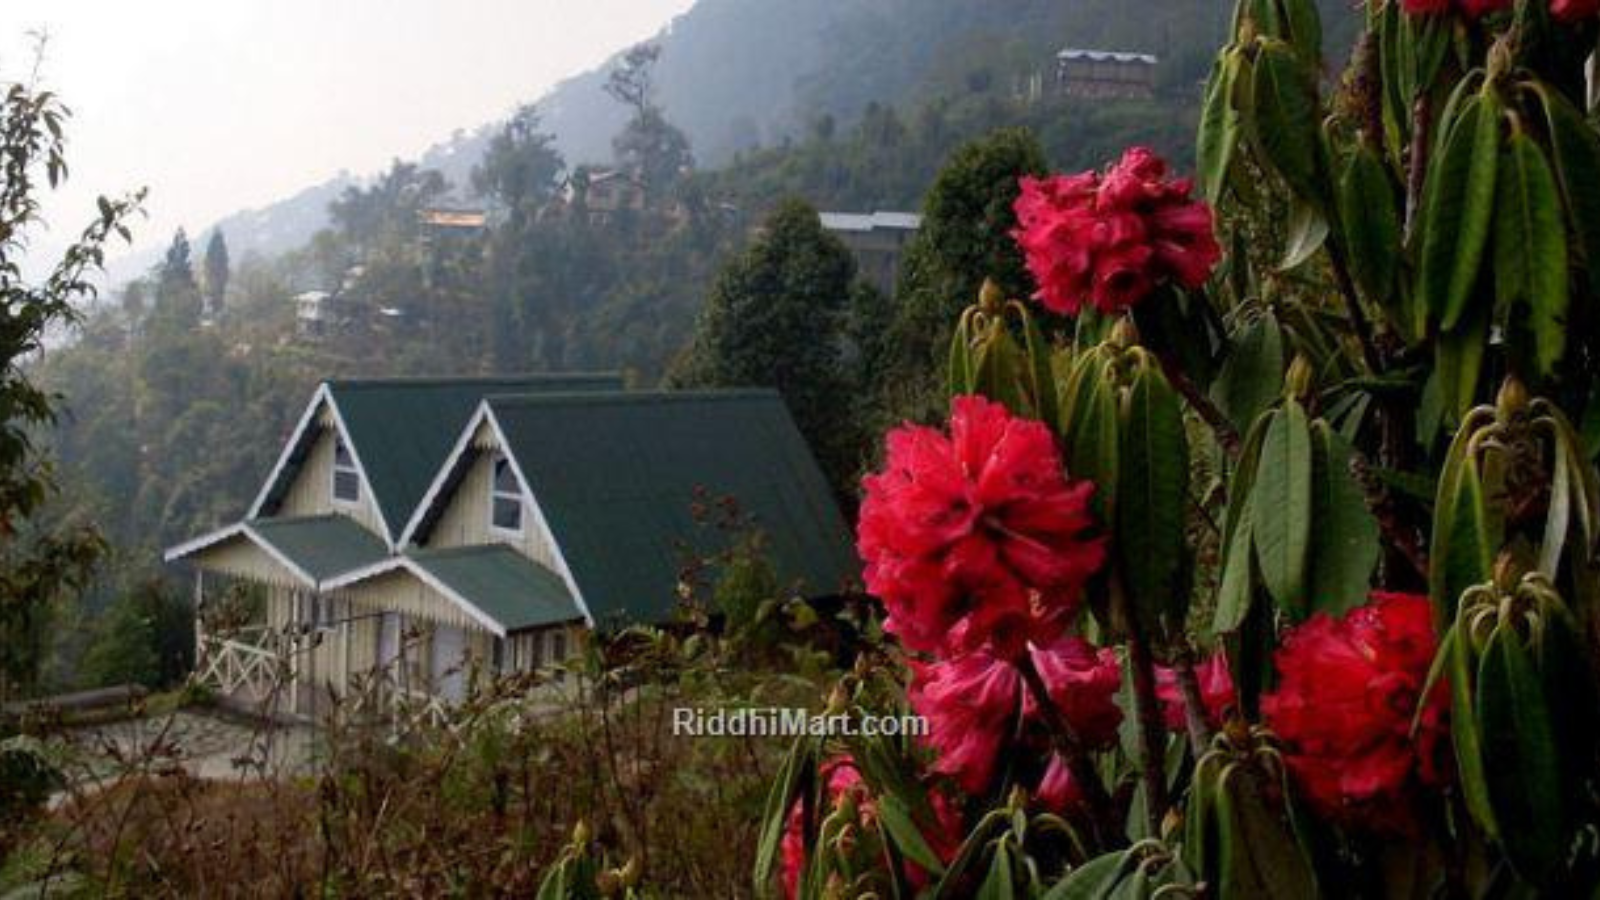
4,0,695,270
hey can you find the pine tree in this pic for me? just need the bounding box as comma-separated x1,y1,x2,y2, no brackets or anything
202,229,230,316
671,198,860,495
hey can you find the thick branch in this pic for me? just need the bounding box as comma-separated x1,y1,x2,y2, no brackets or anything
1015,652,1119,845
1152,350,1242,457
1172,648,1213,757
1350,449,1430,581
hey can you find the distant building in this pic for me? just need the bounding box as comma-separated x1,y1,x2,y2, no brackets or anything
1056,49,1159,99
293,290,334,337
417,207,489,232
555,167,648,225
818,211,922,295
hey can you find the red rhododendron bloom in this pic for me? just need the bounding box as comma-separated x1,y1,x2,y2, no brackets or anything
857,395,1106,657
1261,592,1449,832
1011,147,1221,316
1154,652,1235,732
910,637,1121,812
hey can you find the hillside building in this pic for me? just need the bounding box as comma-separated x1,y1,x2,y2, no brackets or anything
1055,49,1159,99
818,211,921,295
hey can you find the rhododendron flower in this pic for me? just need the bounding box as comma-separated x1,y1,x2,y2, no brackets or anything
1551,0,1600,22
779,757,961,898
1011,147,1221,316
857,395,1106,657
1261,592,1449,832
910,637,1121,813
1154,653,1236,732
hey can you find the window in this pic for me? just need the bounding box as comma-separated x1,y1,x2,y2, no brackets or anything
546,629,567,663
332,437,361,504
490,453,523,533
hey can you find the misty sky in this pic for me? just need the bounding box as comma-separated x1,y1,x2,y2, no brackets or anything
4,0,695,271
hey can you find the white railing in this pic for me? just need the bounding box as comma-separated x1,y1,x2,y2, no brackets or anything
196,627,287,705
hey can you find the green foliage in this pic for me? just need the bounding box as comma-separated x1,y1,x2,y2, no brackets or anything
670,198,863,495
0,71,140,703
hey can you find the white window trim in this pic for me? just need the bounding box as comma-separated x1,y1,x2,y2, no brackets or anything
488,451,525,537
331,435,362,507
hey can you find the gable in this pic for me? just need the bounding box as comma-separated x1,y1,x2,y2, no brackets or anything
251,374,622,545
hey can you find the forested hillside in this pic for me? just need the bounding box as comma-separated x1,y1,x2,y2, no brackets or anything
29,0,1364,692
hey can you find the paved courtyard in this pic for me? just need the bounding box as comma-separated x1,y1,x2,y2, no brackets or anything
61,708,316,782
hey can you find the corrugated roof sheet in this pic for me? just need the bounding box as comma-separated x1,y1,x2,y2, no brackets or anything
1056,48,1158,64
485,390,856,625
250,514,390,583
818,211,922,233
259,375,622,542
407,545,581,633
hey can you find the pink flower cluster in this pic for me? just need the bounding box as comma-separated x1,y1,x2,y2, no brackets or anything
909,638,1123,813
1011,147,1221,316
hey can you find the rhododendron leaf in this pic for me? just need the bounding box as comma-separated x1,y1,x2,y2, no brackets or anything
1215,773,1318,899
975,839,1016,900
1429,422,1495,623
1537,82,1600,301
1060,352,1121,523
1251,403,1313,616
1118,363,1191,636
931,808,1010,900
753,735,815,893
1198,52,1243,203
1416,93,1499,333
1278,200,1328,271
948,311,975,399
1447,612,1498,840
1016,302,1059,429
1214,413,1271,634
1211,311,1285,432
1434,304,1488,425
1039,849,1129,899
1276,0,1321,66
1336,144,1400,311
877,794,945,876
1249,41,1328,211
1539,436,1572,579
973,328,1029,417
1493,133,1569,376
1476,624,1565,885
1306,421,1379,618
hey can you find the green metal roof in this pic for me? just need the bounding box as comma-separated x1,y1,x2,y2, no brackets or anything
406,545,582,634
250,514,391,583
258,374,622,542
483,390,856,625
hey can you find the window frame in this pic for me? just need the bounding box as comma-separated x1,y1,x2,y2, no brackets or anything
331,435,362,506
488,452,524,536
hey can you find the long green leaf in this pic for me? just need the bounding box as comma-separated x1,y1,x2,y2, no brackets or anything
1061,353,1122,525
1214,414,1272,634
1448,613,1497,839
1337,144,1401,309
877,794,946,876
753,736,814,893
1198,52,1243,203
1118,362,1192,636
1536,81,1600,301
1250,41,1327,209
1416,93,1500,332
1212,312,1285,432
1477,624,1565,885
1493,132,1569,376
1306,421,1380,618
1434,305,1488,424
1252,401,1314,616
1428,434,1494,623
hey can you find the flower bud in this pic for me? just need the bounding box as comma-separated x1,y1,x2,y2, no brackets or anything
1496,375,1529,421
824,682,850,716
618,856,641,889
572,819,591,847
1285,354,1314,401
1110,316,1140,349
979,278,1005,314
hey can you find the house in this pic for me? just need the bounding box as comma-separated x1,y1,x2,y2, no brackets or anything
1055,49,1159,100
293,290,333,337
164,377,854,720
818,211,922,294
